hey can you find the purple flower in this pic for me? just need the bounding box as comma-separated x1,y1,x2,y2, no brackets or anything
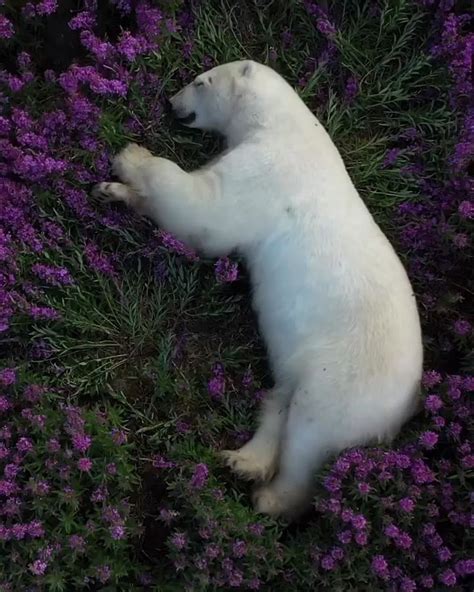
170,531,188,550
341,508,354,522
36,0,58,16
4,463,20,479
232,540,247,558
371,555,389,580
384,524,399,539
248,577,262,590
159,508,178,524
71,433,92,453
453,319,471,336
228,569,244,587
69,534,86,552
337,529,352,544
0,396,12,413
307,3,337,38
205,543,220,559
326,498,341,514
136,0,163,39
159,231,198,261
46,438,61,453
106,462,117,475
399,497,415,513
354,531,368,546
458,200,473,219
248,523,265,536
454,559,474,576
29,559,48,576
111,428,127,445
102,505,123,525
383,148,401,167
420,575,434,588
23,384,45,403
68,10,95,30
96,565,111,584
91,485,109,503
175,419,191,434
324,476,341,493
422,370,442,388
395,531,413,549
0,368,16,386
110,525,126,540
32,263,74,286
410,458,434,484
351,513,367,530
0,479,18,496
152,455,175,470
0,15,15,39
194,556,208,570
418,431,439,449
27,520,45,538
320,554,336,571
117,31,148,61
84,242,117,277
452,233,469,248
190,463,209,489
344,75,359,103
208,364,226,400
331,547,344,561
10,523,27,539
400,577,417,592
138,572,154,586
77,457,93,472
438,546,452,562
215,257,239,283
80,31,114,61
439,569,457,587
16,437,33,453
29,305,60,321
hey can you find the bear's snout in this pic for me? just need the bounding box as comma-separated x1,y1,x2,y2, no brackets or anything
168,89,196,125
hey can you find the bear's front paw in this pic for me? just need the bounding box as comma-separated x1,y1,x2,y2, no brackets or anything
112,143,152,183
90,182,113,204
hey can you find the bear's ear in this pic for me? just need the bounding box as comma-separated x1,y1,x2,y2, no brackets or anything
241,60,255,78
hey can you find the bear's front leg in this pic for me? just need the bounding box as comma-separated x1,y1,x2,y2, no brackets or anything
112,143,154,186
102,143,245,258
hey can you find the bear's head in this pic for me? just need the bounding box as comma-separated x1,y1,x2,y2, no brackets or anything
169,60,289,137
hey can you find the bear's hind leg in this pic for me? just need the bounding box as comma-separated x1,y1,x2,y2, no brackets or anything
253,384,333,518
221,386,291,482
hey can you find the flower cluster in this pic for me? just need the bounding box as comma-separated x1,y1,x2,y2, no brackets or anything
0,370,138,588
154,458,281,591
0,0,236,339
306,374,473,590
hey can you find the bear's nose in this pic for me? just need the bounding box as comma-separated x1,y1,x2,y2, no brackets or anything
162,95,173,115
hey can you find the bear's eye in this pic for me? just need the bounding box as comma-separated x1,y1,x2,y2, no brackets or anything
195,80,205,87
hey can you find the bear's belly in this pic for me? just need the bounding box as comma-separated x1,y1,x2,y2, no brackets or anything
246,225,421,385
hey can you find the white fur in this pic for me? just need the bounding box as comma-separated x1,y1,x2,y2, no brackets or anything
94,60,423,518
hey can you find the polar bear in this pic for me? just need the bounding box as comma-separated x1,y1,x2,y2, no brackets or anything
93,60,423,519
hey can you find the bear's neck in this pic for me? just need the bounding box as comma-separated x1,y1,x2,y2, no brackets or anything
224,93,315,147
